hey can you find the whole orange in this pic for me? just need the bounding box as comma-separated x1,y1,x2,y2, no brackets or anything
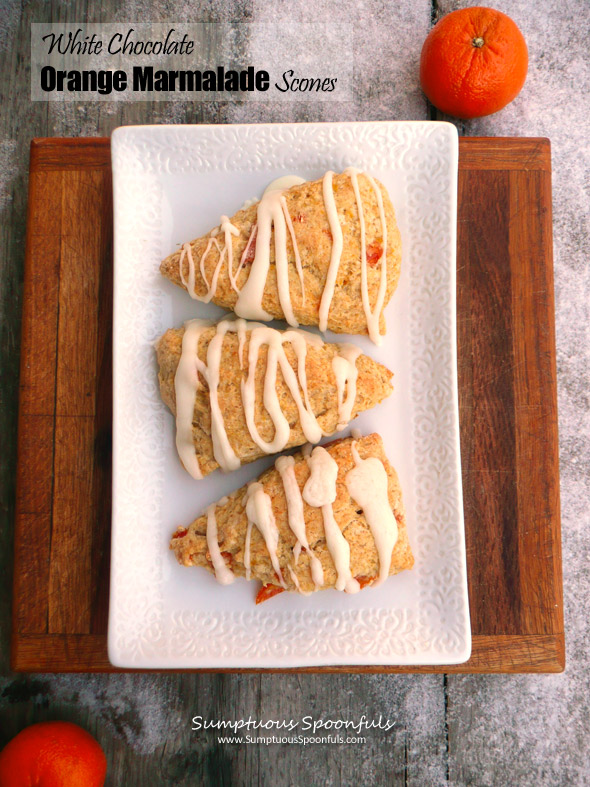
420,6,528,119
0,721,106,787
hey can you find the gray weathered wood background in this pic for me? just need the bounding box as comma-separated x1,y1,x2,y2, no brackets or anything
1,1,589,784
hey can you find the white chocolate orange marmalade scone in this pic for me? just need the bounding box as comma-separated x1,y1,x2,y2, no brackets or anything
169,434,414,602
156,319,394,479
159,170,402,345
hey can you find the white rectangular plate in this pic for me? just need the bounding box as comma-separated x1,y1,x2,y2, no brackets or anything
109,121,471,668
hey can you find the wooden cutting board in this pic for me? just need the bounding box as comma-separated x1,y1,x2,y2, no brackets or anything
11,136,563,673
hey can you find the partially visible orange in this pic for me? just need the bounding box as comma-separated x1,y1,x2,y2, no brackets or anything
0,721,106,787
420,6,528,119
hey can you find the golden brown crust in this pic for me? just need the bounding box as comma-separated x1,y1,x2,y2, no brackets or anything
170,434,414,595
160,172,402,336
156,326,394,477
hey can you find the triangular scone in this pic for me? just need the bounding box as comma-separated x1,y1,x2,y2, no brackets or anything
170,433,414,601
160,170,401,344
156,319,393,479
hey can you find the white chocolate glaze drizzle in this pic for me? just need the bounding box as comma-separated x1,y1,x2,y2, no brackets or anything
235,223,257,287
222,215,242,293
263,175,306,195
346,167,388,346
319,171,344,332
241,325,323,454
275,455,324,590
332,344,362,431
244,482,286,588
303,446,360,594
288,566,311,594
205,321,242,473
174,319,213,480
244,520,253,581
173,318,363,479
179,214,239,304
345,441,398,585
234,187,300,326
206,503,235,585
177,170,388,343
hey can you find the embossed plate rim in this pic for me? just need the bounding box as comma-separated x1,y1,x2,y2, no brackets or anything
108,120,471,668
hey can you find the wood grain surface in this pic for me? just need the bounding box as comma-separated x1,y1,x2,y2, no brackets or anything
11,136,563,673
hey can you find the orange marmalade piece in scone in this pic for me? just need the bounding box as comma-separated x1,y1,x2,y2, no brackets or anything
156,319,393,479
170,433,414,601
160,170,402,344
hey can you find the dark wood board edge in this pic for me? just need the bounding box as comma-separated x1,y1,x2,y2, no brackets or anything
11,634,564,674
31,137,110,170
458,137,551,170
539,165,564,634
510,165,563,636
11,153,61,644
